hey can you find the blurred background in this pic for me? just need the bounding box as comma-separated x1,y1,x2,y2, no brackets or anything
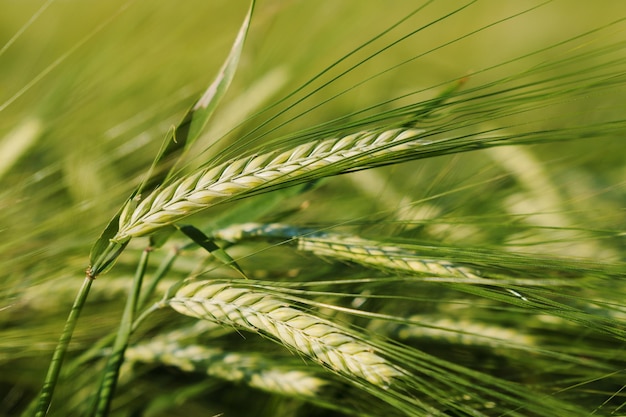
1,1,625,416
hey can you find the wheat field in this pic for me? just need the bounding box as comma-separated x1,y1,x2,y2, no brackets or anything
1,1,625,416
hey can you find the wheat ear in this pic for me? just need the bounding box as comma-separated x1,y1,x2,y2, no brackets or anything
113,128,423,241
213,222,481,280
168,280,404,387
389,315,536,348
298,235,482,280
124,340,326,397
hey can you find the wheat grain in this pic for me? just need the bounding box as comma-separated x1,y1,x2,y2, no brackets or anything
113,128,424,241
168,280,404,387
124,339,327,397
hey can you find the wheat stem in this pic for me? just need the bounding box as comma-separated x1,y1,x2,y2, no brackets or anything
168,280,404,387
34,277,93,417
113,128,423,242
92,247,150,417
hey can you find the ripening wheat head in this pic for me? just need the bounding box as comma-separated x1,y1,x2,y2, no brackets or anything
113,128,424,242
125,339,327,397
168,280,405,387
298,234,483,279
213,222,482,280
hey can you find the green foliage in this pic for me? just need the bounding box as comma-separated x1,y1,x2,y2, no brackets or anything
1,1,625,417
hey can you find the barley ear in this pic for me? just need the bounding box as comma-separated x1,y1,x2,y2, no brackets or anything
113,128,424,241
298,234,483,280
212,222,482,280
168,280,405,387
125,340,327,397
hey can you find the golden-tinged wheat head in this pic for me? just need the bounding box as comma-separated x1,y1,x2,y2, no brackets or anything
124,339,327,397
388,316,536,348
298,234,482,279
113,128,424,242
213,222,482,280
168,280,405,387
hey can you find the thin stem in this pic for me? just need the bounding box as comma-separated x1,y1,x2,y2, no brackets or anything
132,302,163,334
61,245,179,376
92,247,150,417
138,246,179,310
33,276,93,417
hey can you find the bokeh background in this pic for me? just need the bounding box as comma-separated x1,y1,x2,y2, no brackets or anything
1,1,625,416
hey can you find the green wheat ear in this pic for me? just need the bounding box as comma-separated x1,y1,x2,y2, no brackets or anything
168,280,405,387
114,128,424,241
124,339,328,397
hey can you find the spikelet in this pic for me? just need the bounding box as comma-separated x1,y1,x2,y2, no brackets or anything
113,128,423,241
168,280,404,387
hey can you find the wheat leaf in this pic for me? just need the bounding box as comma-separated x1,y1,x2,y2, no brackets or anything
88,1,255,277
187,0,255,142
177,224,247,279
142,0,255,193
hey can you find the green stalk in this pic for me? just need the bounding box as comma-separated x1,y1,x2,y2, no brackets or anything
33,276,93,417
57,245,180,377
23,244,178,417
138,246,178,310
92,247,150,417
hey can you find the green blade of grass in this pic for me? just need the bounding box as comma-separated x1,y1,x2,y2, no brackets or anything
88,0,255,277
177,224,247,279
141,0,256,193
